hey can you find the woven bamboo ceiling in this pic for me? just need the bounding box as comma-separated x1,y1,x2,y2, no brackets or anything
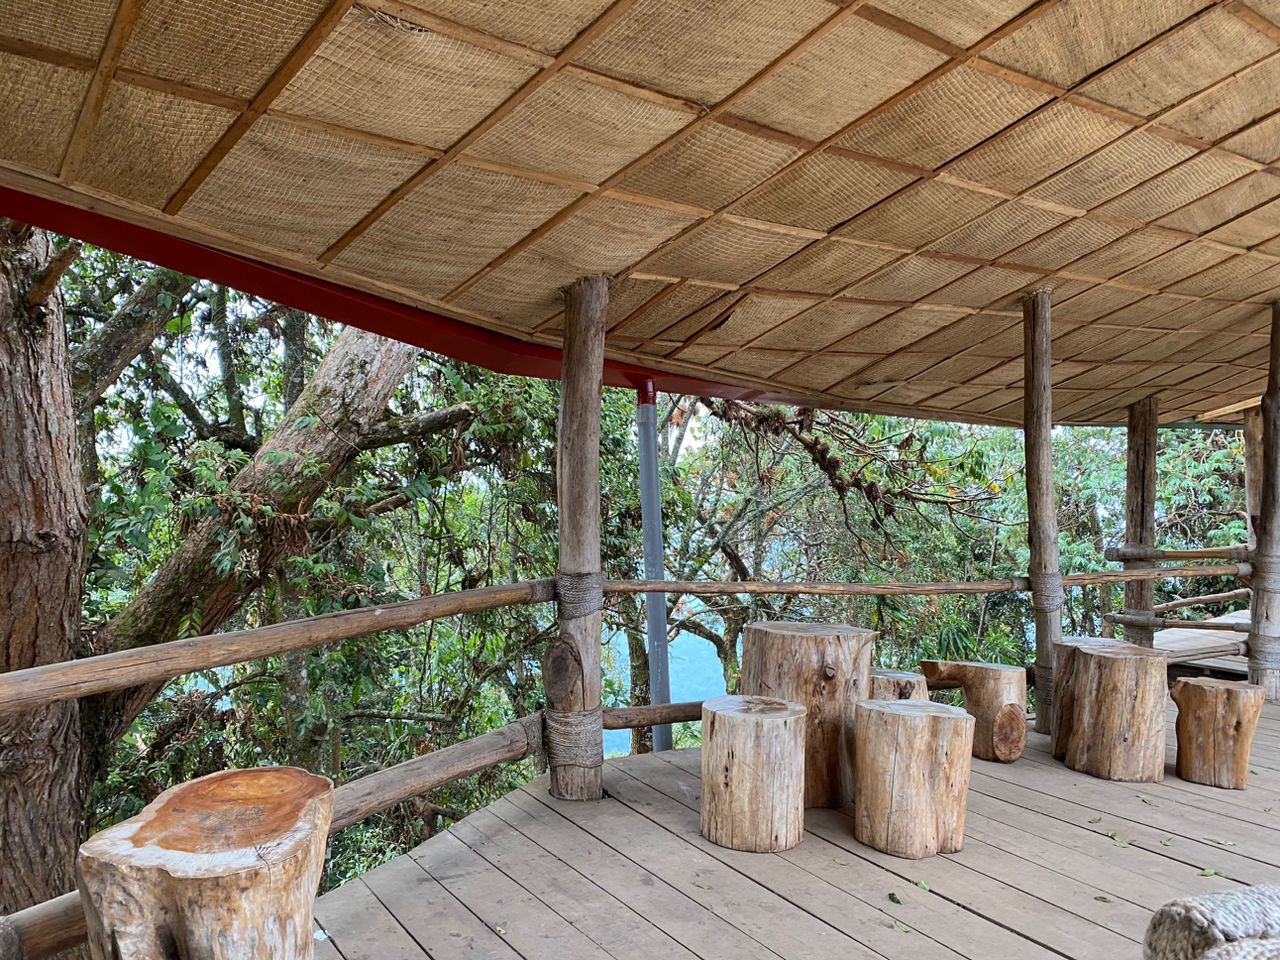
2,0,1280,426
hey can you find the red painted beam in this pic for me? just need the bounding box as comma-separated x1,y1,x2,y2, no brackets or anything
0,184,776,401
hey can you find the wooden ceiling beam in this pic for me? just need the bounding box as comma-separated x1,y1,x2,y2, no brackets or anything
163,0,359,215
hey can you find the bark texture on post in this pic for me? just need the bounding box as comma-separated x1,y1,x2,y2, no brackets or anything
853,700,973,859
1171,678,1264,790
545,276,607,800
1245,406,1263,551
78,767,332,960
740,621,875,807
870,668,928,701
1251,302,1280,700
700,695,805,852
1051,639,1166,782
919,660,1027,762
1023,289,1064,733
0,228,90,919
1123,397,1159,647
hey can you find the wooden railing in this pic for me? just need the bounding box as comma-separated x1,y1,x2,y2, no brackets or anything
0,560,1252,959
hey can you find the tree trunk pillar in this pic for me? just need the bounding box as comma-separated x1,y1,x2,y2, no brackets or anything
1023,288,1064,733
545,276,608,799
1251,302,1280,700
1123,397,1159,647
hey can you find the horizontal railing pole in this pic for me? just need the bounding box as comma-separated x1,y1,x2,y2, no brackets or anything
1164,640,1250,664
0,580,554,719
1153,588,1252,614
1104,545,1251,562
603,701,703,728
606,564,1250,597
1105,612,1253,633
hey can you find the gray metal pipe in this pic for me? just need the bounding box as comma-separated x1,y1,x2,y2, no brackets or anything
636,383,672,751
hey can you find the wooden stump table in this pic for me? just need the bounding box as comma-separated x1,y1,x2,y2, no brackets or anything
701,695,806,852
870,668,928,701
78,767,333,960
853,700,974,859
1052,638,1167,782
741,621,876,807
920,660,1027,762
1171,677,1265,789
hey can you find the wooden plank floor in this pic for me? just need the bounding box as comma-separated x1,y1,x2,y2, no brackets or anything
1154,608,1249,675
314,703,1280,960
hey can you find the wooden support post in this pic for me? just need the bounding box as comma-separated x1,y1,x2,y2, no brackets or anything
853,701,974,859
77,768,332,959
700,695,806,852
919,660,1027,762
545,276,608,800
1024,288,1063,734
1251,302,1280,700
1246,405,1263,551
1123,397,1159,647
740,621,875,807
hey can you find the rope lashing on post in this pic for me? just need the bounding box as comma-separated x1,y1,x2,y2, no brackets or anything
1250,556,1280,670
1144,885,1280,960
1029,571,1064,697
544,705,604,769
555,572,604,619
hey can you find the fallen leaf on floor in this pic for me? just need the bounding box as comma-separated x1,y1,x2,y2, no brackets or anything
1202,837,1236,846
1089,816,1102,824
1200,869,1227,878
1138,794,1158,806
1094,895,1113,903
916,880,930,892
1107,831,1130,847
1161,838,1174,846
833,857,849,865
895,920,911,933
889,892,903,905
693,882,712,891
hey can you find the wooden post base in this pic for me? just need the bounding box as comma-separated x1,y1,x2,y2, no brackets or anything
1171,677,1265,789
741,621,876,807
920,660,1027,762
1052,638,1167,782
853,700,974,859
78,767,333,960
701,695,806,852
870,668,928,701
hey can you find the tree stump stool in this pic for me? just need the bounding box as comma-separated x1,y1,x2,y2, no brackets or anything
701,695,806,852
920,660,1027,762
78,767,333,960
1051,638,1167,782
741,621,876,807
853,700,974,859
870,668,928,701
1171,677,1265,789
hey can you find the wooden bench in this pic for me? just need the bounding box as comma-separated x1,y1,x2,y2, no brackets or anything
853,700,973,859
920,660,1027,762
78,767,333,959
1172,677,1265,789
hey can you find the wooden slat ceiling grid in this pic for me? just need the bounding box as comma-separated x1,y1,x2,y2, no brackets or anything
1,0,1279,424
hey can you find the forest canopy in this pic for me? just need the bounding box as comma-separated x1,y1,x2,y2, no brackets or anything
0,227,1250,900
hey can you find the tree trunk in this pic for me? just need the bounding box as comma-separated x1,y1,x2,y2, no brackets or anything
700,695,805,852
89,325,421,751
624,614,653,755
0,226,90,916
